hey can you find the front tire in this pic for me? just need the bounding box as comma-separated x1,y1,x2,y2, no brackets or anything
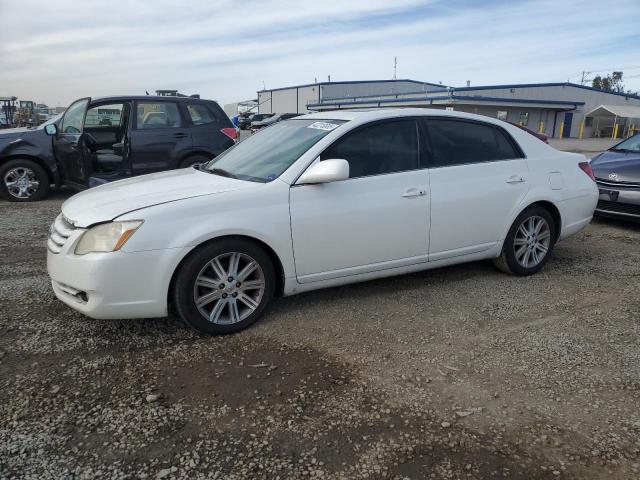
0,159,50,202
493,206,557,276
172,239,275,334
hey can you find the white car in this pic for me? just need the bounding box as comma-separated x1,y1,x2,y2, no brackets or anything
47,109,598,334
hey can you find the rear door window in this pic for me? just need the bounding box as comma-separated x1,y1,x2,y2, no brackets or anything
320,120,420,178
136,102,182,129
425,118,520,167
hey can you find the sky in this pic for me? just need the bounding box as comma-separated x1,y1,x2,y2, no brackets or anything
1,0,639,108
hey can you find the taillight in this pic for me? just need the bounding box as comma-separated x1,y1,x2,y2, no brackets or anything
221,127,237,142
578,161,595,181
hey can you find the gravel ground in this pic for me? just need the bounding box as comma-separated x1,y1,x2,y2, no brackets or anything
1,190,639,480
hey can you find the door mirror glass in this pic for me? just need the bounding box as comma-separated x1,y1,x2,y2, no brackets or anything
297,159,349,185
44,123,57,136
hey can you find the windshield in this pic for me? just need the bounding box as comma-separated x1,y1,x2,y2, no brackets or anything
205,119,345,182
612,134,640,153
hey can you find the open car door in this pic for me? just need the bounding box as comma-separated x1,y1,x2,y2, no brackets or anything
52,97,91,188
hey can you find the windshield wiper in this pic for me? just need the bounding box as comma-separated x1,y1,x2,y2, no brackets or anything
610,148,634,153
209,167,238,179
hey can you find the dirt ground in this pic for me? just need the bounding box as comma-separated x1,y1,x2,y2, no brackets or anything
1,191,639,480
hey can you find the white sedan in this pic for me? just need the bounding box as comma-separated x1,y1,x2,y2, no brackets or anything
47,109,598,334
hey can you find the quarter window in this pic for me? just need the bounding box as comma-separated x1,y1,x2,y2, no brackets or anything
320,120,419,178
426,119,520,167
136,102,182,129
186,103,216,125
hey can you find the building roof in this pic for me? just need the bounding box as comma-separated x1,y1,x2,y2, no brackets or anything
585,104,640,118
258,79,447,93
454,82,640,101
308,94,583,110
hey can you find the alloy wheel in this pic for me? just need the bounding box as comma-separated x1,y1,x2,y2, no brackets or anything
513,215,551,268
193,252,266,325
4,167,40,199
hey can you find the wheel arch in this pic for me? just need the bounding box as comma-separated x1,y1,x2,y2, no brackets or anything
167,234,286,308
524,200,562,240
1,154,56,184
178,150,216,167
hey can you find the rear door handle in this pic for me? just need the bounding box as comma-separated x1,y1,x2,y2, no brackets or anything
173,133,188,138
506,175,525,184
402,188,427,198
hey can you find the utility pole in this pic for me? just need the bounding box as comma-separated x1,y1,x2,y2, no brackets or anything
393,57,397,80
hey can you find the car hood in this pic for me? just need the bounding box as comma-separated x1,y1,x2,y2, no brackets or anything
591,150,640,184
62,168,253,227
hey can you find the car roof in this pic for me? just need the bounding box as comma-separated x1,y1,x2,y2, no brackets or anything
299,107,508,125
89,95,215,104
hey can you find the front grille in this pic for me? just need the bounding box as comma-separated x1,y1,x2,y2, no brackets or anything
47,214,77,254
596,200,640,217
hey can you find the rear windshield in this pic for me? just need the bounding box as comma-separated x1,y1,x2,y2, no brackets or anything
205,119,345,182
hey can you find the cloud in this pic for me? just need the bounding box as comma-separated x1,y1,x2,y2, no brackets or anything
0,0,638,107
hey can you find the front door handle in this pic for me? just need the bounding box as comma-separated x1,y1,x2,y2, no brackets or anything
173,133,188,138
506,175,525,184
402,188,427,198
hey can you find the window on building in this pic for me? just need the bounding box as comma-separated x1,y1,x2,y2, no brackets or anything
136,102,182,129
518,112,529,126
320,120,420,178
497,111,508,121
585,117,593,127
426,119,520,167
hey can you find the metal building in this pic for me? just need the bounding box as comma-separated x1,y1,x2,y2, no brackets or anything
257,79,640,139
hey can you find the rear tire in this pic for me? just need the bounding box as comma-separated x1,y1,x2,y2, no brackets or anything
0,158,50,202
172,239,275,334
179,155,211,169
493,206,557,276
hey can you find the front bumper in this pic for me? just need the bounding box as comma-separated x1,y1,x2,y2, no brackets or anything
47,235,192,319
595,182,640,221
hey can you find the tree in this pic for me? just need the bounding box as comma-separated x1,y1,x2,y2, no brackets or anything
592,71,625,93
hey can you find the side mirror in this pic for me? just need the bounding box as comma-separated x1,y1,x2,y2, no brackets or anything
297,159,349,185
44,123,57,136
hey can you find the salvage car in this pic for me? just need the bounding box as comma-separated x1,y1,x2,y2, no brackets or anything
238,113,272,130
0,96,236,202
251,113,298,132
0,115,62,201
591,133,640,221
47,109,598,334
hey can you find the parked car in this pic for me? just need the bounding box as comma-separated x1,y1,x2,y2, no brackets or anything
0,96,236,202
47,109,598,334
591,133,640,221
509,122,549,143
238,113,273,130
251,113,298,132
0,114,62,201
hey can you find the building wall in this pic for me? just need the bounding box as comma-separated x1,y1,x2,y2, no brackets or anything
321,80,445,100
456,85,640,138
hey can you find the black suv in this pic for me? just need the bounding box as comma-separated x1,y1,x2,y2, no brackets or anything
0,96,236,201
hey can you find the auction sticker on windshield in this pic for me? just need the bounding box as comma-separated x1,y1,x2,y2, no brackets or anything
307,122,340,131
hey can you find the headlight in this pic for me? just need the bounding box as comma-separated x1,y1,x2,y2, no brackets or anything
75,221,143,255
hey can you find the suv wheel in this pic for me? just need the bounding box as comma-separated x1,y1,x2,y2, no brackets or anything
0,159,50,202
493,206,557,276
173,239,276,334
